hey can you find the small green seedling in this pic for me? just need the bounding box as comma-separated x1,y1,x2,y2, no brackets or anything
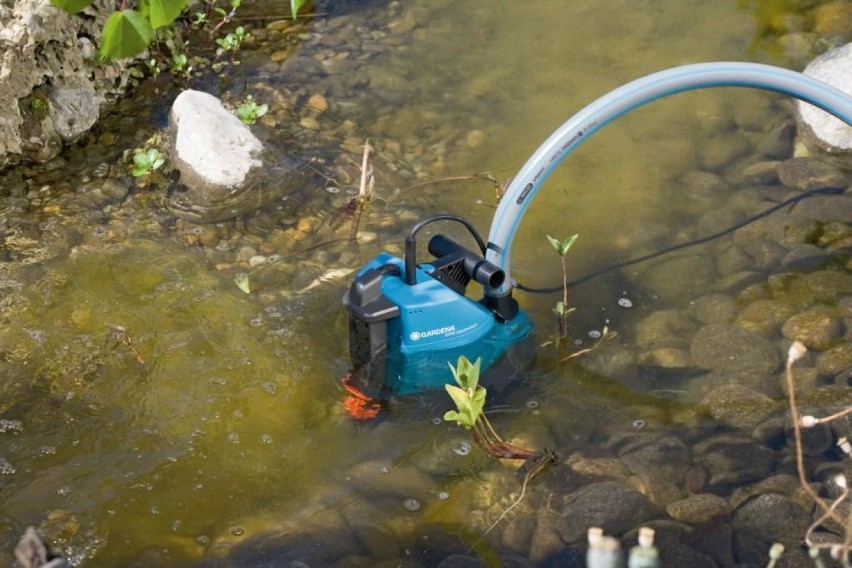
131,148,165,177
171,52,191,78
443,356,485,429
215,26,245,56
443,355,541,461
234,95,268,125
547,233,578,338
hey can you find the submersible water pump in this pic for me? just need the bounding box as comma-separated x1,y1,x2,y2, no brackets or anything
342,61,852,401
342,214,534,397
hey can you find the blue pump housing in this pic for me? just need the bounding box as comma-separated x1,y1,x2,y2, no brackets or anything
343,246,533,396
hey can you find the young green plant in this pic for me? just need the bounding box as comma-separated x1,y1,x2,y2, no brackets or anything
234,95,268,125
444,356,552,462
215,25,245,57
445,355,558,551
546,233,578,338
131,148,165,177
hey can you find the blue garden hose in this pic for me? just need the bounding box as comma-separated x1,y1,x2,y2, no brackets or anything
485,62,852,299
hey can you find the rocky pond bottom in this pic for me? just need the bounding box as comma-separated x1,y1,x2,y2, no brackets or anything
174,109,852,565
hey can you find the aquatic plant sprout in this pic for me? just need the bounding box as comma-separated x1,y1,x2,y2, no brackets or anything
485,62,852,298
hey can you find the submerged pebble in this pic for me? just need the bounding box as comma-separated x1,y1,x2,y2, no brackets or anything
0,419,23,433
0,455,16,474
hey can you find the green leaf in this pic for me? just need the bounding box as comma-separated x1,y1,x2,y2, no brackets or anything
49,0,94,13
443,410,472,429
234,273,250,294
100,10,153,59
462,356,481,390
546,234,561,253
132,152,151,168
559,234,579,256
469,388,486,422
450,355,481,391
445,384,472,416
148,0,187,29
553,302,576,316
290,0,308,18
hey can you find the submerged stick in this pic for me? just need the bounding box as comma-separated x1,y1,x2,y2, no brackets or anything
468,449,558,552
785,341,843,528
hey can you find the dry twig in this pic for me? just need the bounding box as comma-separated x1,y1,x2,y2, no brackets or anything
786,340,852,563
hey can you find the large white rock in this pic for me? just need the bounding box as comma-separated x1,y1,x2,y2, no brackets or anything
797,42,852,169
169,90,264,195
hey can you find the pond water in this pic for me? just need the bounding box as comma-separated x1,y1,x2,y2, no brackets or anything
2,0,851,566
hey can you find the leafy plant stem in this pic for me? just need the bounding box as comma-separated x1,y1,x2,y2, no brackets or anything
559,254,568,336
472,415,536,460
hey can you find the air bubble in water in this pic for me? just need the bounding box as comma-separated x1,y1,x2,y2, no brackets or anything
588,329,602,339
431,417,442,425
453,441,472,456
403,498,421,512
617,298,633,308
525,399,539,409
438,491,450,500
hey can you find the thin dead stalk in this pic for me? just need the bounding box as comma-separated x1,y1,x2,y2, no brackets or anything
397,172,508,202
348,139,374,241
561,327,618,363
786,340,852,563
105,323,146,365
467,448,557,553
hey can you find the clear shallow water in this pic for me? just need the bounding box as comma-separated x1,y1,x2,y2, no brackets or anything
1,0,846,565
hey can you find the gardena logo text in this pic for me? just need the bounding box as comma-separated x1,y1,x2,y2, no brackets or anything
410,325,456,341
